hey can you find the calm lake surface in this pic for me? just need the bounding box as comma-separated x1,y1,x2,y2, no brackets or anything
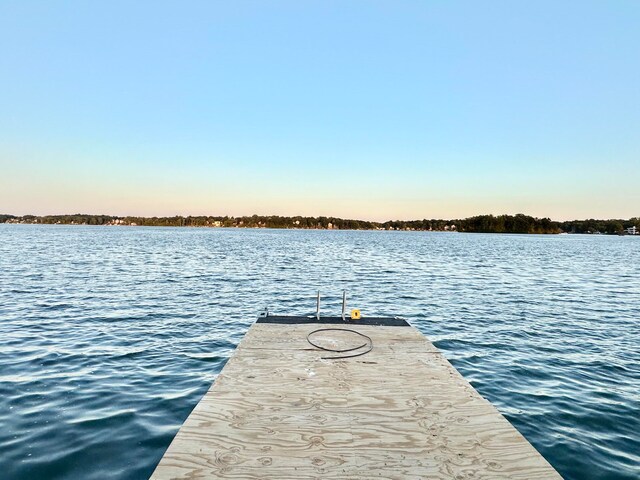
0,225,638,479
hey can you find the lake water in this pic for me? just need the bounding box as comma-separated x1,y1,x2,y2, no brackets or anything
0,225,638,479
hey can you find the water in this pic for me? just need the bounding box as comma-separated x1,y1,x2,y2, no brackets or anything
0,225,638,480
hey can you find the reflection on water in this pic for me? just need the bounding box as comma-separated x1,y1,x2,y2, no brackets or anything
0,225,638,479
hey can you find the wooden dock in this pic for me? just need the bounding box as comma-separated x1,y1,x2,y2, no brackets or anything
151,316,561,479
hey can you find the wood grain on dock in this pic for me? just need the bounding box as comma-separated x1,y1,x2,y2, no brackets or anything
151,319,561,479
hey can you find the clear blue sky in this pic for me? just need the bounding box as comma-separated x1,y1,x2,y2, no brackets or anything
1,1,638,220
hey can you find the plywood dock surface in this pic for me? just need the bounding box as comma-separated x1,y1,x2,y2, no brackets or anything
151,320,561,479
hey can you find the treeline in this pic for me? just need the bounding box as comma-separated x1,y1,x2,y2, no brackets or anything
1,214,117,226
0,214,380,229
557,218,639,234
454,214,560,234
1,213,638,234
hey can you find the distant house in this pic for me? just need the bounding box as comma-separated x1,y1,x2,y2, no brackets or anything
625,226,638,235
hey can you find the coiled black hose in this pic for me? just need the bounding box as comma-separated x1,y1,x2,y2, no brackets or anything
306,328,373,359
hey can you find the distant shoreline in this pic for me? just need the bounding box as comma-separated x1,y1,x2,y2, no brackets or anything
1,214,638,235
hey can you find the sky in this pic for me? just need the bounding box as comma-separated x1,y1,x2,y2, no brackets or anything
1,1,638,221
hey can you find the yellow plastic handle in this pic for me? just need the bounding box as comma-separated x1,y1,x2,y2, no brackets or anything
350,309,361,320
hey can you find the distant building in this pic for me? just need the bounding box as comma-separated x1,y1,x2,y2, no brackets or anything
626,226,638,235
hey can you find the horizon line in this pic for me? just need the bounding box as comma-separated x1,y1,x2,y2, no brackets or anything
2,212,638,223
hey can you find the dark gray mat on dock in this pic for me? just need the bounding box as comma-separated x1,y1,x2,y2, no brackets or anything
256,315,410,327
